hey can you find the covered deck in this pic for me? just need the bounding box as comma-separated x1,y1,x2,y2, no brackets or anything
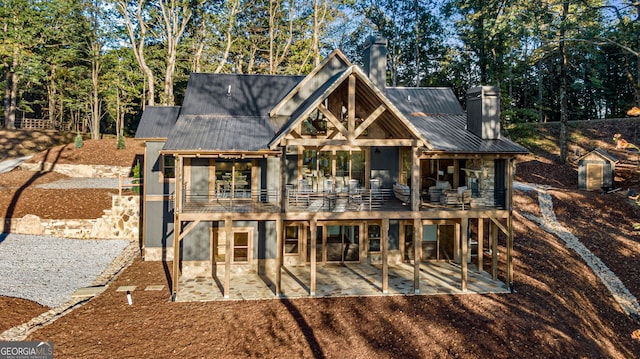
176,261,508,302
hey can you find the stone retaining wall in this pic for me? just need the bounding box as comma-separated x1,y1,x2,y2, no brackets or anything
20,162,131,178
1,195,140,240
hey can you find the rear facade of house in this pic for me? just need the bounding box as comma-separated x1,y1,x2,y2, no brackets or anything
135,37,528,300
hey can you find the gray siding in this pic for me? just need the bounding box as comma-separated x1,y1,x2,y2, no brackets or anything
144,200,174,250
371,147,399,189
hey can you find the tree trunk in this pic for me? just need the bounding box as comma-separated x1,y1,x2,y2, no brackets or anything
559,1,569,164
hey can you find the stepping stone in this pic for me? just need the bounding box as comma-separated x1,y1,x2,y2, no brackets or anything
145,285,165,291
72,286,106,298
116,286,137,292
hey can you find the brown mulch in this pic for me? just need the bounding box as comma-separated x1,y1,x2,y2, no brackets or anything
1,128,640,357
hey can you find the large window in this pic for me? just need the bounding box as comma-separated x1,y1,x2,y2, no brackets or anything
302,149,365,192
214,160,252,198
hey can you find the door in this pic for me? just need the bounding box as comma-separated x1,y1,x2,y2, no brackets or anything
307,225,360,263
586,163,604,191
212,227,253,264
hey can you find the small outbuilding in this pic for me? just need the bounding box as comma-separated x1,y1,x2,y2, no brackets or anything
577,148,619,191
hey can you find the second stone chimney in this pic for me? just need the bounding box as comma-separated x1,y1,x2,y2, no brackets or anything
363,36,388,93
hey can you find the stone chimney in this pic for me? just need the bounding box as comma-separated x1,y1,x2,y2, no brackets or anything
363,36,388,93
466,86,501,140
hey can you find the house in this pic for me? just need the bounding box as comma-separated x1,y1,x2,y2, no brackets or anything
577,148,618,191
135,37,528,301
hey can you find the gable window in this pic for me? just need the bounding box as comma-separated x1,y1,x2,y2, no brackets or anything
161,155,175,179
301,109,327,136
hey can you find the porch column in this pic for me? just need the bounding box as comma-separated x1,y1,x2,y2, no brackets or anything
477,218,484,272
224,218,232,299
382,218,389,294
454,222,461,264
491,221,498,281
310,220,317,296
171,155,183,301
507,159,514,291
411,146,420,212
461,218,469,291
413,218,421,294
275,217,283,296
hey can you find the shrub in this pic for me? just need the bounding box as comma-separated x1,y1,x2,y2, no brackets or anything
132,160,141,194
74,132,83,148
117,135,126,149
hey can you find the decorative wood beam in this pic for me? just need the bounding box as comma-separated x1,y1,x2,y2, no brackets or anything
178,220,201,241
348,75,356,132
318,103,348,139
489,216,508,235
353,104,386,139
285,138,419,147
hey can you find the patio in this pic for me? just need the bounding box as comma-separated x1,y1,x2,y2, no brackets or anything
176,261,509,302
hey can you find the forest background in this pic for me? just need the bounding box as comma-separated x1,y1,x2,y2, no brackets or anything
1,0,638,156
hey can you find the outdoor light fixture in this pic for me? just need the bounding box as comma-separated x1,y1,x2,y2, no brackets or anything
126,290,132,305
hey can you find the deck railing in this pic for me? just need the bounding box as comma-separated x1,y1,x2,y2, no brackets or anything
177,187,504,213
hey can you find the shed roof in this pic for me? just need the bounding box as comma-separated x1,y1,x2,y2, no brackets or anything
163,115,276,152
134,106,181,139
387,88,527,154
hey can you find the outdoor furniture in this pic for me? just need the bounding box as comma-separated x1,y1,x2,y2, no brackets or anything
348,179,362,204
440,186,472,209
393,182,410,203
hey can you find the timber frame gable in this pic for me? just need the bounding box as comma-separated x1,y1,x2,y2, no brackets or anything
269,62,430,151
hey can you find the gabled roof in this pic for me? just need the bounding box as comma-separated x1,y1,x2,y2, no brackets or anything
181,73,303,117
578,147,619,163
269,65,428,149
270,49,351,118
134,106,181,139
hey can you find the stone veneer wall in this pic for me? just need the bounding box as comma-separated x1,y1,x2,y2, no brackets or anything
20,162,132,178
0,195,139,239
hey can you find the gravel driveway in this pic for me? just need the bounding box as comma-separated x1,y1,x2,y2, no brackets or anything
0,233,130,307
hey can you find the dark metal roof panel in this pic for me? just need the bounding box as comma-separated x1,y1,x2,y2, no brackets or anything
163,115,276,151
386,87,464,116
134,106,181,139
408,114,529,153
180,73,304,117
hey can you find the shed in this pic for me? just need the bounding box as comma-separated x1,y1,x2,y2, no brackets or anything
577,148,619,191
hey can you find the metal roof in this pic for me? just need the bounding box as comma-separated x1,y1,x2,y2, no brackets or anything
400,112,528,154
386,87,464,116
163,115,276,152
134,106,181,139
180,73,303,117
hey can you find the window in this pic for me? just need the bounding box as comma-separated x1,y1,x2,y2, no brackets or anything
162,155,175,179
285,225,299,254
213,228,253,264
368,224,380,252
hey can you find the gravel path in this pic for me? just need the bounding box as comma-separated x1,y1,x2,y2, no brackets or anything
0,233,130,308
515,181,640,321
35,177,129,189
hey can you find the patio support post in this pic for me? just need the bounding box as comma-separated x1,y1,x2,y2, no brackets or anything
224,218,232,299
507,159,514,291
461,218,469,291
310,220,317,296
382,218,389,294
171,155,182,301
477,218,484,272
413,218,421,294
411,146,420,211
491,221,498,281
276,217,283,296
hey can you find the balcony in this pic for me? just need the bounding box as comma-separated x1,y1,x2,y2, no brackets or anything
177,186,503,214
